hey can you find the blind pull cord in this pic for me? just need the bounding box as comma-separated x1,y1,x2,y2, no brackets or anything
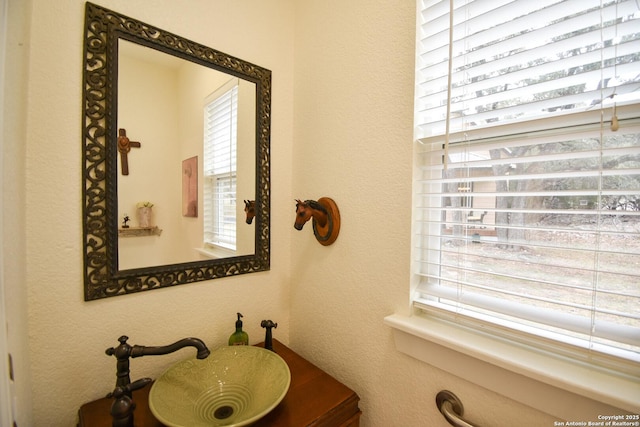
443,0,455,171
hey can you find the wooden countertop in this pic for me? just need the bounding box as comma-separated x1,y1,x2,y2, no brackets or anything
78,339,361,427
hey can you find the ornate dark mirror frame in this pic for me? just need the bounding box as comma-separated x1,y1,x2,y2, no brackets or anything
82,2,270,301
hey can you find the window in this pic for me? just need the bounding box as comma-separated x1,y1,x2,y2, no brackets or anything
413,0,640,371
204,79,238,250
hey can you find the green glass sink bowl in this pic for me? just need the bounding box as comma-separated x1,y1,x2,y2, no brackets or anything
149,346,291,427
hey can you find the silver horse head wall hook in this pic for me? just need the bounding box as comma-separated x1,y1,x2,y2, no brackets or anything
294,197,340,245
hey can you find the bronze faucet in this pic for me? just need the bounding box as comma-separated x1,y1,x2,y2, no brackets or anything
105,335,210,427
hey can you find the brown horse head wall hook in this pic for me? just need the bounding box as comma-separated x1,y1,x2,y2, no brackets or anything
294,197,340,246
244,200,256,224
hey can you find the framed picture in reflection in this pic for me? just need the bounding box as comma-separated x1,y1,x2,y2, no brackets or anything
182,156,198,217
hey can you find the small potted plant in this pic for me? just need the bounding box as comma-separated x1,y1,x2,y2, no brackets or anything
136,201,154,227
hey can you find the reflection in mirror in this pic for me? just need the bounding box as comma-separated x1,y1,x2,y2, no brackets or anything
117,41,256,270
82,3,270,300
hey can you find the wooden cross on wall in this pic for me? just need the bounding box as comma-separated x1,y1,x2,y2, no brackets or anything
117,128,141,175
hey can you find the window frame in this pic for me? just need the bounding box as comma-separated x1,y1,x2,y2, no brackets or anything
413,108,640,367
390,0,640,415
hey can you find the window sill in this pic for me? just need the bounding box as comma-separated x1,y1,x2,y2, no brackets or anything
194,246,236,259
384,313,640,419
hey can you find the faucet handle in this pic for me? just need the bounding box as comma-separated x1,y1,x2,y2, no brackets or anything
106,335,132,358
107,377,151,399
107,378,152,427
261,320,277,329
129,377,152,392
261,320,278,351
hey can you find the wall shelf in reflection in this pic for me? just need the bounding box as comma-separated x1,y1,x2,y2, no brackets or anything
118,227,162,237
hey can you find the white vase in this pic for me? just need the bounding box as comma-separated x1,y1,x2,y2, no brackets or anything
137,207,152,227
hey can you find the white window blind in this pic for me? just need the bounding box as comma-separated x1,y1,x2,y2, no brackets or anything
204,79,238,249
416,0,640,139
413,0,640,367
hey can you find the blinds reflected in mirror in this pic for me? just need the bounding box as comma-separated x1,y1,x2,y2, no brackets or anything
204,79,239,250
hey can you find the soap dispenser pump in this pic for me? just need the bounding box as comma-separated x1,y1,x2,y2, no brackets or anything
229,313,249,346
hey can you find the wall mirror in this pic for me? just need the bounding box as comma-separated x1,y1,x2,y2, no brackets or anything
82,2,270,300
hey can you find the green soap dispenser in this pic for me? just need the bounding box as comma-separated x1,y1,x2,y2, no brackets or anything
229,313,249,345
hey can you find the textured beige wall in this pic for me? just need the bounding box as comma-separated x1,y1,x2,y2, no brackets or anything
23,1,294,425
290,1,559,426
117,50,182,269
13,0,617,426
